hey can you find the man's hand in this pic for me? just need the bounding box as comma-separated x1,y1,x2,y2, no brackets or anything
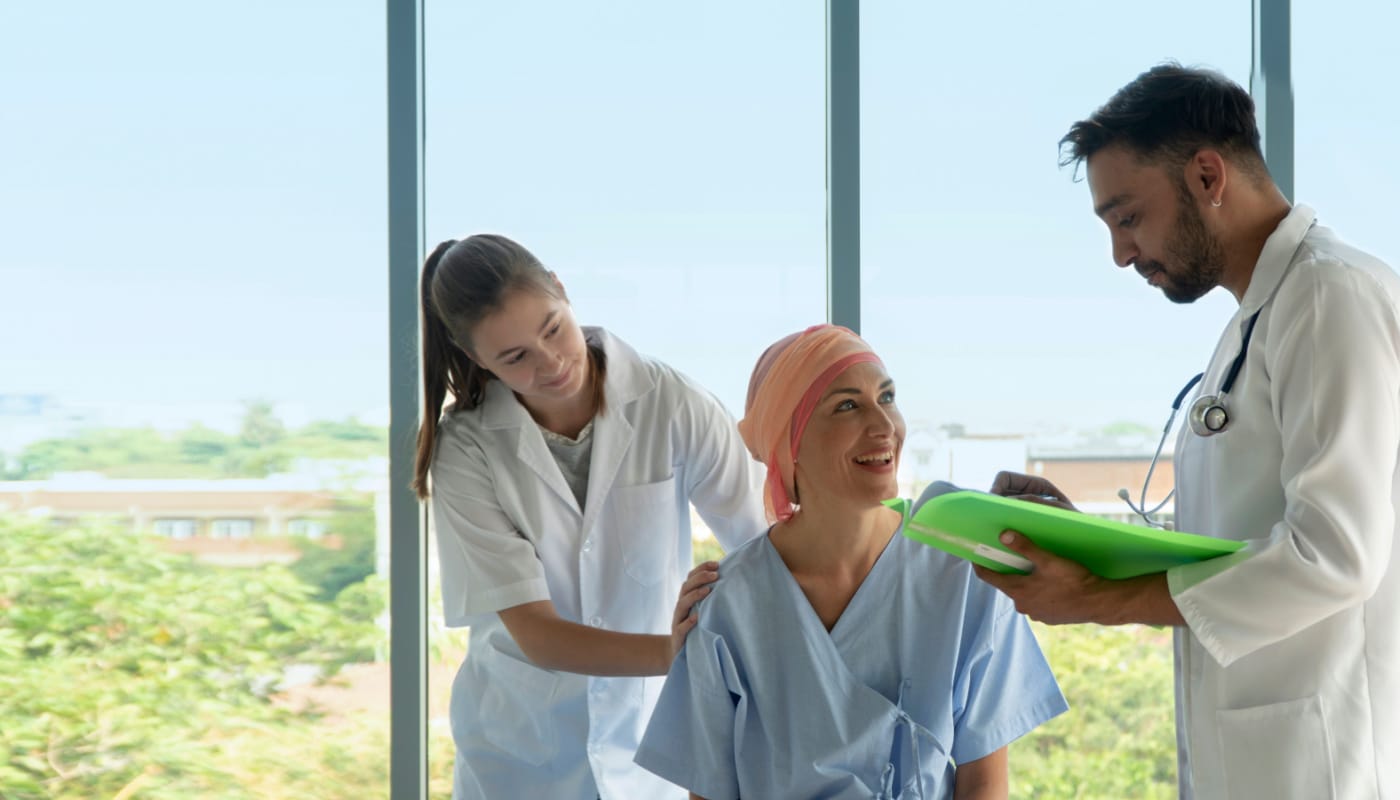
973,531,1106,624
670,561,719,661
974,531,1184,627
990,471,1077,512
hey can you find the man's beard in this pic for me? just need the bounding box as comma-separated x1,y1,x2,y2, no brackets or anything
1149,189,1227,304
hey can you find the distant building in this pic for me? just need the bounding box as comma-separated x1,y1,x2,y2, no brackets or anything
1027,430,1176,526
898,423,1029,500
0,467,386,567
899,422,1176,526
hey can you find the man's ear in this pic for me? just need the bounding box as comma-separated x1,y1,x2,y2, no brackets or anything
1187,148,1228,206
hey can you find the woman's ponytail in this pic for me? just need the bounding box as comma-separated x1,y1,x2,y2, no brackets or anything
414,240,469,499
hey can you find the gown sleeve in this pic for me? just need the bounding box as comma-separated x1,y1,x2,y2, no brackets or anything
634,626,745,800
950,583,1069,764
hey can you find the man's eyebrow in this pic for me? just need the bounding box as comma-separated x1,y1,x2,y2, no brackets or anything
1095,193,1131,218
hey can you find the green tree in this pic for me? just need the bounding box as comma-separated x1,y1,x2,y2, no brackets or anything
178,423,233,464
1012,623,1178,798
1100,421,1158,439
291,499,379,603
10,427,190,479
0,517,383,799
10,413,385,480
238,400,286,449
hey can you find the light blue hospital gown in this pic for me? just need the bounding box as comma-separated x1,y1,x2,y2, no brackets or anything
635,507,1067,800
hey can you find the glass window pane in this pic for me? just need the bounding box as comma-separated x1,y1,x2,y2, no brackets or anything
861,4,1250,795
423,2,824,794
1,3,391,797
1295,0,1400,269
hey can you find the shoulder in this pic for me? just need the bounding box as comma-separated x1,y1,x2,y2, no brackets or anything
591,327,736,418
891,531,1015,633
892,533,983,595
433,406,489,463
1284,225,1400,307
693,534,777,629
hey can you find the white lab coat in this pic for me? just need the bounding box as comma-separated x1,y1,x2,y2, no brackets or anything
1169,206,1400,799
430,327,768,800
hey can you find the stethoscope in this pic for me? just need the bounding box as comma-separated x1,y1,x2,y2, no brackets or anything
1120,309,1263,528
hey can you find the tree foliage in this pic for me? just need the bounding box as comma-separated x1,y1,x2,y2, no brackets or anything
1011,623,1178,798
4,406,386,480
291,499,379,604
0,517,385,798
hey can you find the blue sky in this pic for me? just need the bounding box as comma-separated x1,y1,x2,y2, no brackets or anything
2,1,1397,439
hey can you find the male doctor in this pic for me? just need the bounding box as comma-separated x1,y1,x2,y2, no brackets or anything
979,63,1400,799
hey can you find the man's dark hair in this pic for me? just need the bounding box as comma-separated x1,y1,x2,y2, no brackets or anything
1060,62,1269,179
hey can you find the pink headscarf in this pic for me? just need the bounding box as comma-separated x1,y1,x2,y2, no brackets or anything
737,324,882,522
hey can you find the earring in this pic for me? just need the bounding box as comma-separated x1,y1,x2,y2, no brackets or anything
1211,198,1222,208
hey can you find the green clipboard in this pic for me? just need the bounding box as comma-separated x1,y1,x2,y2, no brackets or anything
900,490,1243,579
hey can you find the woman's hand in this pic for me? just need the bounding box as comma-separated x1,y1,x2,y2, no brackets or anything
670,560,720,662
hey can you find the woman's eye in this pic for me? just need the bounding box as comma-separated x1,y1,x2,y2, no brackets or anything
506,353,526,365
835,399,857,412
1118,214,1136,228
880,390,895,403
546,324,561,338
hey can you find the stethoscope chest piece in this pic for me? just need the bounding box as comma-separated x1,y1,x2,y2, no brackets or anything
1188,394,1231,436
1184,308,1263,439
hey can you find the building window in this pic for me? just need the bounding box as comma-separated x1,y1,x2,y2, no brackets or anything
153,518,198,539
287,518,327,540
210,519,255,539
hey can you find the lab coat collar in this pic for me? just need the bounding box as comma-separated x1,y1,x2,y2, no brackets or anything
1238,204,1318,315
588,326,656,408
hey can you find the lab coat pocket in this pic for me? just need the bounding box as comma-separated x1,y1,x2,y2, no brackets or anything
608,476,681,588
1217,694,1334,800
472,652,562,765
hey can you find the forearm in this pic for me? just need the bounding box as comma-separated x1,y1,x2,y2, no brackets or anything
1093,572,1185,627
954,747,1008,799
503,607,672,676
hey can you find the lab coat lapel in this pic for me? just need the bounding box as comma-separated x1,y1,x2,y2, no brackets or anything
481,379,581,516
580,328,648,534
581,407,633,533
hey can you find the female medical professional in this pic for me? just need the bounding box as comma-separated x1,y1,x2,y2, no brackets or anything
413,234,767,800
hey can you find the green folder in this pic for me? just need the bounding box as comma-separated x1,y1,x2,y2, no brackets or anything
900,490,1243,579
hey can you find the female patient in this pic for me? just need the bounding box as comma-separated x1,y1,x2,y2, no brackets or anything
635,324,1067,800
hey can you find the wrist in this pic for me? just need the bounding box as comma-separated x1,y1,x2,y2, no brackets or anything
1093,573,1177,626
654,634,675,674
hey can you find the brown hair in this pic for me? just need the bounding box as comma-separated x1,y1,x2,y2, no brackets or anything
412,234,604,498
